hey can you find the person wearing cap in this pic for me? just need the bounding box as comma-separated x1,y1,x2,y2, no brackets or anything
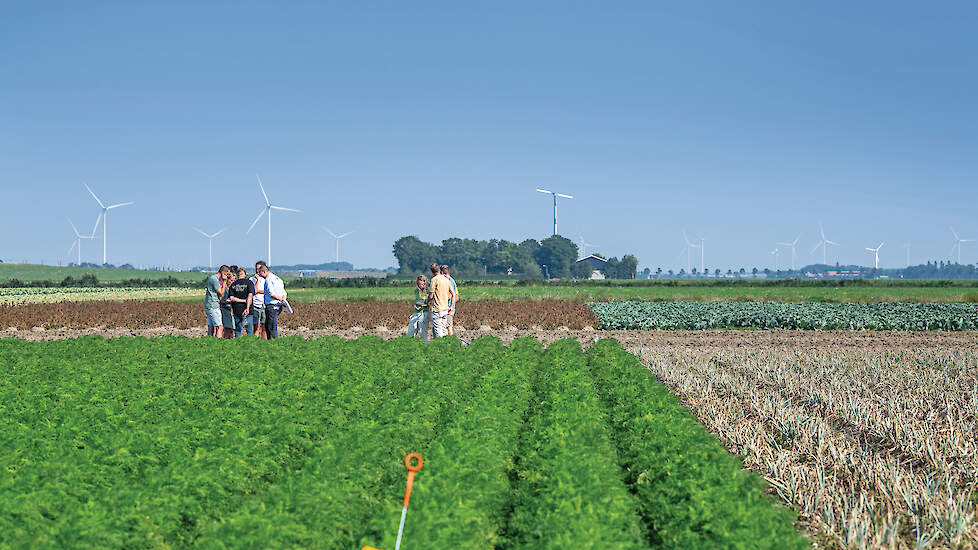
204,265,231,337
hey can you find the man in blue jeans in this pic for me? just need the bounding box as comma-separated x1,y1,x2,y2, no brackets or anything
227,267,255,337
257,261,287,338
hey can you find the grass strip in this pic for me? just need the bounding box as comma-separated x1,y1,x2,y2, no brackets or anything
586,338,808,549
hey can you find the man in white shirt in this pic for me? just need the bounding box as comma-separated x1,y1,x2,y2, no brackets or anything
257,262,287,339
251,261,267,339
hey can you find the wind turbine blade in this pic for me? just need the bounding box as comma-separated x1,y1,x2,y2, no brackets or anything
107,201,134,209
793,235,800,245
84,183,105,208
256,175,270,205
810,241,823,255
777,242,792,247
962,239,976,243
951,227,960,241
338,231,353,238
535,188,552,194
819,222,826,240
68,218,81,237
555,193,574,199
193,227,210,238
212,228,227,238
247,208,266,234
68,240,78,255
270,206,301,212
865,248,875,252
825,240,839,246
323,227,338,238
90,212,103,238
878,242,885,249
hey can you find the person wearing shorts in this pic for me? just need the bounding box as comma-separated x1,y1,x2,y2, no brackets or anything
219,266,238,338
428,266,455,339
228,268,255,337
443,265,458,335
204,265,230,337
251,262,267,339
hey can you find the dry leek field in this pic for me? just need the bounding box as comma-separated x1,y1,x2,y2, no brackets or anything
632,342,978,549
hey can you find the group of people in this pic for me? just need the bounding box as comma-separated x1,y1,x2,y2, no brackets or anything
204,260,288,339
407,263,458,342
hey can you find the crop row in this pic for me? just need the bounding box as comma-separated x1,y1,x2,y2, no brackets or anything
0,336,803,548
0,286,199,304
0,299,599,330
588,301,978,330
639,346,978,548
587,340,805,549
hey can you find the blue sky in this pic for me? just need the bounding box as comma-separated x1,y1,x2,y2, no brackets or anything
2,2,976,270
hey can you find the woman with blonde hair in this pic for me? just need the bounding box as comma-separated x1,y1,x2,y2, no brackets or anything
407,274,430,342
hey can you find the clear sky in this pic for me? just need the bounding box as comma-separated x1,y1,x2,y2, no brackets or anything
2,2,976,271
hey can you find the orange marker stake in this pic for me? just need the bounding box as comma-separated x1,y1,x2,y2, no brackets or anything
362,453,424,550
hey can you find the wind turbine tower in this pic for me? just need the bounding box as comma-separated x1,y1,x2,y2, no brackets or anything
950,227,974,264
323,227,354,263
680,231,699,273
84,184,134,265
771,248,781,272
810,222,839,265
67,217,99,266
865,242,885,269
904,243,911,268
777,235,801,271
247,175,301,267
536,188,573,236
193,227,226,268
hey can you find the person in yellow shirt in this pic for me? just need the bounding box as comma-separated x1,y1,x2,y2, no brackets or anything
428,265,456,338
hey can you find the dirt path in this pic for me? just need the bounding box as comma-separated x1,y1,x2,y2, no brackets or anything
5,325,976,350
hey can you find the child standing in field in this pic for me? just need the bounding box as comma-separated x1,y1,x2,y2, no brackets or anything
407,275,430,342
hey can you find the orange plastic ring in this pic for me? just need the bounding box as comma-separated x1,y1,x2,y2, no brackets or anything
405,453,424,472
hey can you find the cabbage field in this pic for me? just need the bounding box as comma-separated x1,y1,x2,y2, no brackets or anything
0,335,804,549
589,301,978,330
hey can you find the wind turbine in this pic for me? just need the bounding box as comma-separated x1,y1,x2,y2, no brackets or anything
84,184,134,265
67,216,100,266
810,222,840,265
579,235,598,259
771,248,781,272
193,227,226,268
536,188,573,236
904,243,911,268
680,231,699,273
950,227,974,264
247,175,301,267
777,235,801,271
322,227,354,263
865,242,885,269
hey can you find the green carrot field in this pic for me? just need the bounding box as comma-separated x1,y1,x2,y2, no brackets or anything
0,336,804,549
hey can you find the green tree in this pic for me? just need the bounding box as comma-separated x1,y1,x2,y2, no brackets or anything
533,235,578,279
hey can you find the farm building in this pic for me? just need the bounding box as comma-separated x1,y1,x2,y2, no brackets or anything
576,255,607,279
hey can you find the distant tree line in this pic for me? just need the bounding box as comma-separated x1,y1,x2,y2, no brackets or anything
393,235,640,279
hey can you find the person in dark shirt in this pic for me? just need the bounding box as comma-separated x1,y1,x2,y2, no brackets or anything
227,268,255,337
